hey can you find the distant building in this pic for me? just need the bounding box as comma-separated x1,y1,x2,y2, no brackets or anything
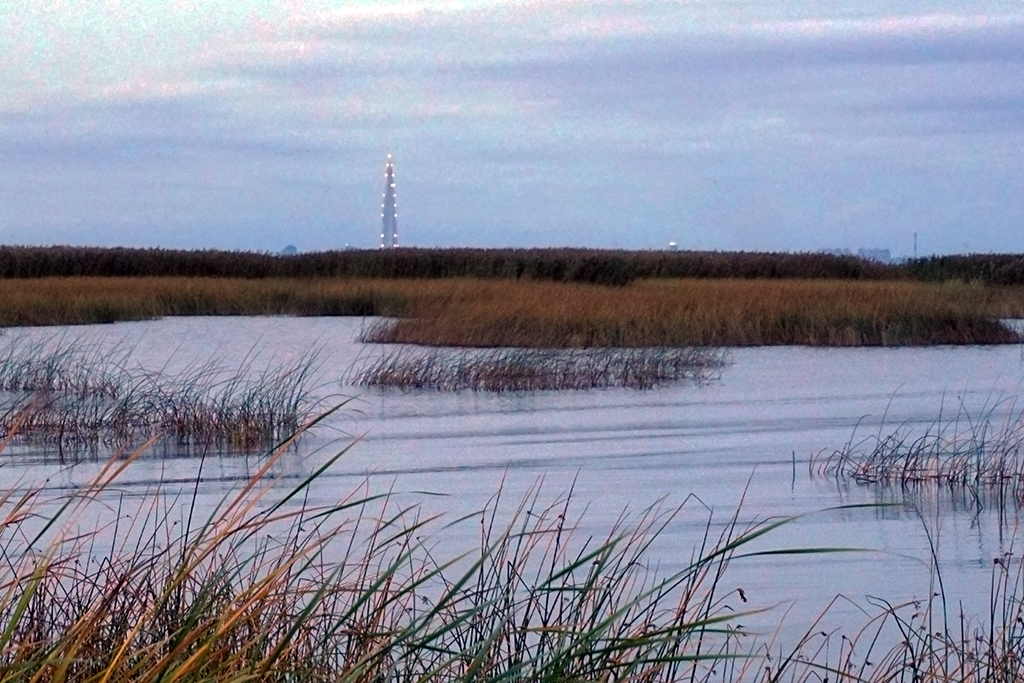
380,154,399,249
857,248,891,264
280,244,298,255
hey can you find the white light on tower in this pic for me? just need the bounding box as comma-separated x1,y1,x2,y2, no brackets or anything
380,154,399,249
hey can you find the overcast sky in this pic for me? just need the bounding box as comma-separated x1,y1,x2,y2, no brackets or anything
1,1,1021,254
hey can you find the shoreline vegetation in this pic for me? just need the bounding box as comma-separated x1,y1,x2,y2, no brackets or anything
4,247,1024,679
0,275,1021,346
0,245,906,283
4,433,1024,682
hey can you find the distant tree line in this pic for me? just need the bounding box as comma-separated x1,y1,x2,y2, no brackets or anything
901,254,1024,286
0,246,908,285
8,246,1024,285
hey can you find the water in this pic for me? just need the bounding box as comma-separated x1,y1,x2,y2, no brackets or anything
3,316,1024,642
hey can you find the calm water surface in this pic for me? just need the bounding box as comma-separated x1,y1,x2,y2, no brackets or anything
4,316,1024,639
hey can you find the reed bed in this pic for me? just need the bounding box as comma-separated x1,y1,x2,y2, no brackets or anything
349,345,728,391
0,335,323,452
906,253,1024,286
0,277,417,326
815,398,1024,500
0,276,1022,346
361,278,1024,347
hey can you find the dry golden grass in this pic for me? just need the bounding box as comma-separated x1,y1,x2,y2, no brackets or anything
0,277,417,324
0,276,1022,346
367,278,1024,346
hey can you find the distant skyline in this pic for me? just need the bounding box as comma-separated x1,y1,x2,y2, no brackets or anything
1,2,1022,254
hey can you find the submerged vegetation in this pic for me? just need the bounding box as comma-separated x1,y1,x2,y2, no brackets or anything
349,345,728,391
4,433,1024,681
0,276,1021,346
0,335,323,452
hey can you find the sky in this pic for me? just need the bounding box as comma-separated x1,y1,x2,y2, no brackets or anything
1,1,1022,255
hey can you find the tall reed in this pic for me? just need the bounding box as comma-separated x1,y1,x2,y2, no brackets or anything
362,278,1024,347
0,245,901,284
0,428,790,682
12,244,1024,286
750,555,1024,682
4,420,1024,680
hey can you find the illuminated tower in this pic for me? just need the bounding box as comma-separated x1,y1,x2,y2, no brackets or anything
380,154,398,248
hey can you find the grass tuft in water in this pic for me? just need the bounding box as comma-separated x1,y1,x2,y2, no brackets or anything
348,345,728,391
0,334,326,453
816,396,1024,502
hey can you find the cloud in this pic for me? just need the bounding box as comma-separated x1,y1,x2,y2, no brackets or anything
455,13,1024,130
188,5,1024,169
0,99,333,166
2,2,1023,252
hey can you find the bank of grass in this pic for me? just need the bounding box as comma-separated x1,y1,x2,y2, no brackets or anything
5,429,1024,681
363,278,1024,346
13,244,1024,287
0,276,1022,346
0,277,418,326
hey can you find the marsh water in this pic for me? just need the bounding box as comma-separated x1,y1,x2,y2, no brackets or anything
4,316,1024,641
